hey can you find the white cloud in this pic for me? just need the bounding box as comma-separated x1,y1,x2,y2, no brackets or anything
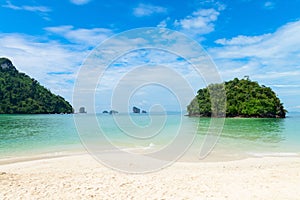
254,71,300,79
263,1,275,9
45,25,113,46
269,84,300,88
174,8,220,37
194,0,226,10
2,1,51,12
133,3,167,17
157,17,170,28
69,0,91,5
215,34,271,46
211,20,300,61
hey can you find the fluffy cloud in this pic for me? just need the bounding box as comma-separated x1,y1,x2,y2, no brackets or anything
215,34,271,46
263,1,275,9
174,8,221,38
69,0,91,5
2,1,51,12
212,20,300,62
2,1,51,20
157,17,170,28
45,26,113,46
133,3,167,17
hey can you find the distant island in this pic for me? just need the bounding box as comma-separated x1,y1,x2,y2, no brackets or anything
0,58,73,114
102,110,118,114
187,77,286,118
109,110,118,114
133,106,147,114
79,107,87,113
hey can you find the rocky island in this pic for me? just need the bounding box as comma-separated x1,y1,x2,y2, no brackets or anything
133,106,147,114
0,58,73,114
133,106,140,113
187,77,286,118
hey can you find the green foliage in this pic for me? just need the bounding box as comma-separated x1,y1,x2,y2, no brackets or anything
0,58,73,114
187,77,286,118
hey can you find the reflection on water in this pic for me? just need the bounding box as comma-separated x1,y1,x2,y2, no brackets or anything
222,118,285,143
196,117,285,143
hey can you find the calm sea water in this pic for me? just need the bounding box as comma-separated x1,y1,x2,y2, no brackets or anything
0,112,300,161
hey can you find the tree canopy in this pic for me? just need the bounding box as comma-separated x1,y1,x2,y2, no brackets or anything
0,58,73,114
187,77,286,118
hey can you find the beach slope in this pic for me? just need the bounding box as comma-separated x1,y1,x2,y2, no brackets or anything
1,154,300,199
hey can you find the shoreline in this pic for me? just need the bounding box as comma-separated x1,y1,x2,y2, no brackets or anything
0,150,86,165
1,144,300,165
1,153,300,199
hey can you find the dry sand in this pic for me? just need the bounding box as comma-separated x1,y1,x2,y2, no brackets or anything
1,153,300,200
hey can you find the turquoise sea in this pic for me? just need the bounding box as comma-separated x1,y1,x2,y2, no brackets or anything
0,112,300,162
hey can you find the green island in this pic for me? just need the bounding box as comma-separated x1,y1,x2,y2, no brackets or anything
187,77,286,118
0,58,73,114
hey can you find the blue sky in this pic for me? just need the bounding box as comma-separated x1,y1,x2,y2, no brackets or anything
1,0,300,112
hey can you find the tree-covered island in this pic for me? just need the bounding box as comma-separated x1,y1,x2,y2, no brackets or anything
0,58,73,114
187,77,286,118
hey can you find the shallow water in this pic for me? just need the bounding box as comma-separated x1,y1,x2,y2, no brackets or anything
0,112,299,161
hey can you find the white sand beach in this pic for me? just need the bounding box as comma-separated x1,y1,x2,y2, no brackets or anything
1,153,300,200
